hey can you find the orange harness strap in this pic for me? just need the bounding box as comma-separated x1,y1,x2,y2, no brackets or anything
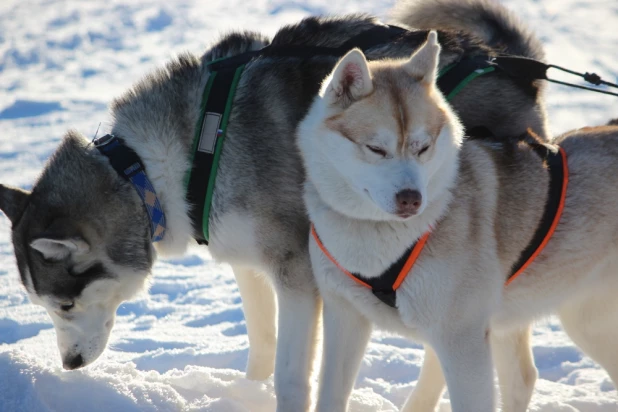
311,225,430,308
506,146,569,285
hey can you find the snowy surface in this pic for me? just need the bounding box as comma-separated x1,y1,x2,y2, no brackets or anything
0,0,617,411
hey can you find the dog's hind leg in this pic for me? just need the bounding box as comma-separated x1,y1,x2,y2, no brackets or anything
272,255,322,412
558,286,618,387
233,266,277,380
491,326,537,412
316,291,372,412
401,345,445,412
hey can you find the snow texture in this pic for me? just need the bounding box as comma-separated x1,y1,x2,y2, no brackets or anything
0,0,617,411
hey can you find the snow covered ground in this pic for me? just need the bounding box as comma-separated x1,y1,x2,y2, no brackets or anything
0,0,617,410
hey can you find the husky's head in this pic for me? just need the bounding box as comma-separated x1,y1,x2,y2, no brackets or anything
298,31,464,221
0,131,154,369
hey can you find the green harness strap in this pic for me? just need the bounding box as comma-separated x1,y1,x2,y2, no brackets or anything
445,66,496,100
201,67,245,241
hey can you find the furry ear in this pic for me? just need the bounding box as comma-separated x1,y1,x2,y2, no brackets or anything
30,218,91,260
0,184,30,225
404,30,441,84
324,48,373,106
31,237,90,261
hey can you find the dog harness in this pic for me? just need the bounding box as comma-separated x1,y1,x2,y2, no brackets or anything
506,144,569,285
94,134,167,242
184,25,524,245
312,226,430,308
312,143,568,308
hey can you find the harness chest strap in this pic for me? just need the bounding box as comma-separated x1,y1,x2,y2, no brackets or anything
311,226,430,308
312,144,569,308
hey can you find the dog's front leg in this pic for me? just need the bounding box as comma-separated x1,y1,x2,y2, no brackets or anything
401,344,445,412
316,292,372,412
433,327,495,412
233,267,277,380
273,283,321,412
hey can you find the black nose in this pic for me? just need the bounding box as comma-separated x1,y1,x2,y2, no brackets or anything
63,354,84,370
395,189,422,215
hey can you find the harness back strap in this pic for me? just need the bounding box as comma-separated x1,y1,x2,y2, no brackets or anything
506,145,568,285
311,225,430,308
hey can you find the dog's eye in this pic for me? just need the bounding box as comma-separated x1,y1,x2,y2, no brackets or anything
60,302,75,312
418,145,430,156
366,145,387,157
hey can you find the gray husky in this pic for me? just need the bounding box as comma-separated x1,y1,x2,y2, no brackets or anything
298,31,618,411
0,0,548,410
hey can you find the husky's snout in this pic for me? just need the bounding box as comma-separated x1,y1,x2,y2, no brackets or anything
63,353,84,370
395,189,422,217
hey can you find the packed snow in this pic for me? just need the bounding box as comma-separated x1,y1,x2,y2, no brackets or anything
0,0,617,410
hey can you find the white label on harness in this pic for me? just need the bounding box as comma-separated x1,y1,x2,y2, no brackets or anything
198,112,222,154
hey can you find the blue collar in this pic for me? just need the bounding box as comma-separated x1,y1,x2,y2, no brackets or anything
93,134,166,242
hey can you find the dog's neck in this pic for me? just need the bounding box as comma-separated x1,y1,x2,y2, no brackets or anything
107,129,195,257
108,68,208,257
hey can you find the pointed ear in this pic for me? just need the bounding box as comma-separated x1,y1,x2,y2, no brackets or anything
31,237,90,261
30,218,91,261
0,184,30,225
404,30,441,84
323,48,373,106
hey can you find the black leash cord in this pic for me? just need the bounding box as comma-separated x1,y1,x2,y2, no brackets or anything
492,56,618,97
546,78,618,97
547,64,618,97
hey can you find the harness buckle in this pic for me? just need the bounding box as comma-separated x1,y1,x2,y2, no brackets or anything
93,134,117,148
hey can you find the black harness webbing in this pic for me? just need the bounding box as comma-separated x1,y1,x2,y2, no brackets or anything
352,244,416,308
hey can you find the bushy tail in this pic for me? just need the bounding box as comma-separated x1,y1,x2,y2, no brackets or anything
392,0,545,60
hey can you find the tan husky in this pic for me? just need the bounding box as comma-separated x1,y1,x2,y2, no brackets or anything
298,31,618,412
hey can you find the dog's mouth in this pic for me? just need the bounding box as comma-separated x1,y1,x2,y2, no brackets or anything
396,212,415,219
